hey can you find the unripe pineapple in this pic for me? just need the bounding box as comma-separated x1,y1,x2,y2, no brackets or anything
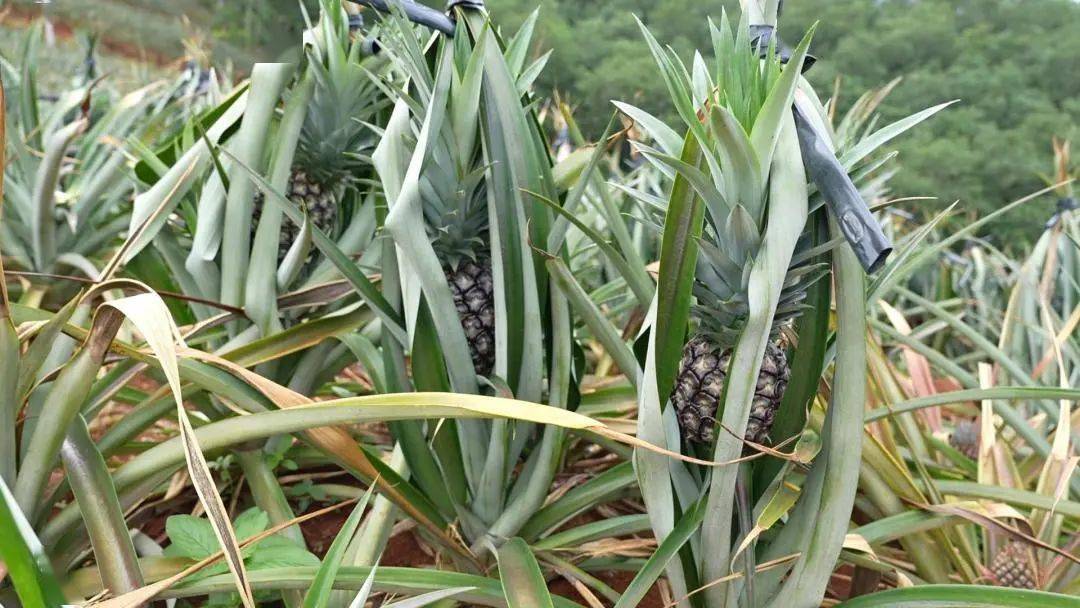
950,419,981,460
252,170,338,262
673,336,790,444
622,15,821,447
991,542,1038,589
446,256,496,376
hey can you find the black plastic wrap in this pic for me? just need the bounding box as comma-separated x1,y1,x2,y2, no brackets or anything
749,25,816,73
756,24,892,273
1046,196,1078,229
793,105,893,273
348,0,457,35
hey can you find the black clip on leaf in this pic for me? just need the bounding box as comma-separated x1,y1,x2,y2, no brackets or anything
347,0,459,36
754,25,891,273
749,25,816,73
794,105,892,273
1045,196,1078,230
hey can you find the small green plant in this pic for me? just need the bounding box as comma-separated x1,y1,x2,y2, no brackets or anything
164,508,319,606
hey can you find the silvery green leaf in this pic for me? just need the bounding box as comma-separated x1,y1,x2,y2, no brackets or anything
748,25,815,184
709,104,763,219
612,102,682,157
691,51,712,107
503,9,539,79
724,204,759,267
840,100,957,171
640,148,731,229
516,50,550,96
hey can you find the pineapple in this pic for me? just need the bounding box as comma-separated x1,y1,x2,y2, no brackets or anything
251,0,380,263
674,335,791,445
991,541,1038,589
950,418,981,459
633,15,899,447
445,256,496,376
670,231,807,446
252,170,339,262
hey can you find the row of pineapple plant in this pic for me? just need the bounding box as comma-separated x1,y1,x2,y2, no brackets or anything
2,0,1079,607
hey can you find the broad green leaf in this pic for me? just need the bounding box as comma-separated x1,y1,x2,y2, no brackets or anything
303,483,377,608
836,585,1080,607
0,476,68,608
233,508,271,542
166,515,219,560
495,538,555,608
248,536,321,571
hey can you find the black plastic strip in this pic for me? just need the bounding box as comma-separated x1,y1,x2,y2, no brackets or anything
1046,196,1078,229
794,104,893,273
749,25,816,73
348,0,457,36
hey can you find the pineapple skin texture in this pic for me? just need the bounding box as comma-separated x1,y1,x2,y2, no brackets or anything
991,542,1038,589
251,169,338,262
950,419,981,460
672,335,790,445
445,256,496,377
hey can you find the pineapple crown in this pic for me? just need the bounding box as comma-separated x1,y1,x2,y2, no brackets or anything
370,8,539,265
296,0,386,186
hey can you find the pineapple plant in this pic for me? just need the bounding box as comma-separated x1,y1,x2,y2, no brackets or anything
372,9,514,381
419,127,496,376
250,1,383,264
615,2,951,604
369,2,580,555
0,24,172,305
624,13,819,448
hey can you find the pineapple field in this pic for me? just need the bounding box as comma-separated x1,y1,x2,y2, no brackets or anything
2,1,1080,607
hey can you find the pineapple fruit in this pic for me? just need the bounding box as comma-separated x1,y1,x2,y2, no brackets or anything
674,336,790,444
252,171,339,262
990,541,1038,589
950,418,981,459
445,256,496,376
426,178,496,376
